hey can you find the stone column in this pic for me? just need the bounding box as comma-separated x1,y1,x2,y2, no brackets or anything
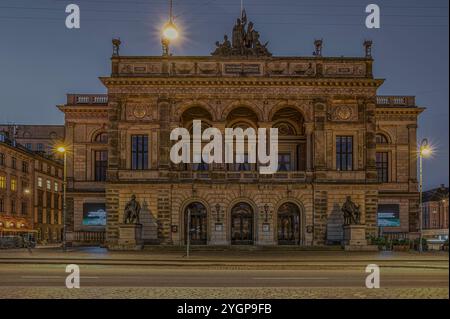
158,99,171,169
365,100,377,182
304,122,314,171
407,124,418,186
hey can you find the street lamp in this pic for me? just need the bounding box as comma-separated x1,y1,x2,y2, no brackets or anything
418,138,432,253
161,0,179,56
56,145,67,252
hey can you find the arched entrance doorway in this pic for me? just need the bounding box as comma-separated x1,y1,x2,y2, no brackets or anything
184,202,207,245
231,202,254,245
277,202,301,245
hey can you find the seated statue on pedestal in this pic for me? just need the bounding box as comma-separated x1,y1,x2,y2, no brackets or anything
123,195,141,224
342,196,361,225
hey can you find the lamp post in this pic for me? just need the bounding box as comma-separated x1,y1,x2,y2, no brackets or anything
161,0,179,56
186,208,191,258
56,146,67,252
418,138,432,253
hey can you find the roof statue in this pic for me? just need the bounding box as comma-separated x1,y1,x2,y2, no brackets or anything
212,10,272,57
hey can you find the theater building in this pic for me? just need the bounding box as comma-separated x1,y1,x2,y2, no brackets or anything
58,18,424,248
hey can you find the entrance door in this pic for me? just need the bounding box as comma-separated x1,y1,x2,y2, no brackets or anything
184,202,207,245
231,203,254,245
277,203,301,245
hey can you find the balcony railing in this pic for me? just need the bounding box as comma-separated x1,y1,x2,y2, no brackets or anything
71,230,105,244
376,96,415,107
67,94,108,105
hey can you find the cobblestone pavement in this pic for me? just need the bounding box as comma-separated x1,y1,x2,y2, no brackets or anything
1,287,448,299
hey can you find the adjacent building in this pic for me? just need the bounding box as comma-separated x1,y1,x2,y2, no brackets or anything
0,133,63,243
0,124,65,155
422,184,449,242
58,16,424,248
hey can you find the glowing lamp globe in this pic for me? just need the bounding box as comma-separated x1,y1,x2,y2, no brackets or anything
162,22,179,41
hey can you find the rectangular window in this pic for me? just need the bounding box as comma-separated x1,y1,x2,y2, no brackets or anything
37,177,43,188
336,136,353,171
0,153,5,166
36,143,44,152
54,182,58,192
0,198,4,212
11,178,17,192
37,207,43,223
21,201,28,216
11,157,16,169
228,154,250,171
46,193,52,224
0,176,5,189
25,143,32,150
37,189,44,206
11,200,16,214
376,152,389,183
278,153,292,171
46,180,51,190
94,150,108,181
22,161,29,173
131,135,148,170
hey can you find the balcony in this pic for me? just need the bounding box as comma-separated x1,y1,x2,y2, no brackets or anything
117,169,308,183
376,96,416,107
66,94,108,105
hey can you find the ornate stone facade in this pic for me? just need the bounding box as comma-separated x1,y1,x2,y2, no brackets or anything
58,25,423,248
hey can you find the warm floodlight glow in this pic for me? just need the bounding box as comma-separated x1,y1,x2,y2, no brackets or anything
56,146,67,153
420,146,432,158
162,21,179,41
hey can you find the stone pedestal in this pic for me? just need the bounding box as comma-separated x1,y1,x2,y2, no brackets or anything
343,225,377,251
117,224,143,250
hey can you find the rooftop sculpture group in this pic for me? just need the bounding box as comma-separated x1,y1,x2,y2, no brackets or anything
212,10,272,57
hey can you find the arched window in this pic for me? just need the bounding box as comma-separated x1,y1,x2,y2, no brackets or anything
376,134,389,144
94,132,108,143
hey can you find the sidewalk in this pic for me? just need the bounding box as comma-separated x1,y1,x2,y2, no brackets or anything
0,246,448,269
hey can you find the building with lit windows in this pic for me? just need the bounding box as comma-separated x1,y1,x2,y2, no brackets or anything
0,133,63,243
57,16,424,248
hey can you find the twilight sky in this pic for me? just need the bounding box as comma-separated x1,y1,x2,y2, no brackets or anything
0,0,448,189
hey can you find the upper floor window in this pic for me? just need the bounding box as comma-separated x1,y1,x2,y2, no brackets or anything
54,182,59,192
0,198,4,212
95,132,108,143
376,152,389,183
376,134,389,144
37,177,43,188
46,180,51,190
336,136,353,171
36,143,44,152
0,153,4,166
21,201,28,216
131,135,148,170
94,151,108,181
11,157,16,169
22,161,29,173
10,178,17,192
11,200,16,214
228,154,251,171
25,143,32,150
0,175,5,189
278,153,292,172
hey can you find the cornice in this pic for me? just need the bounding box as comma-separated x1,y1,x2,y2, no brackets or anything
100,76,384,88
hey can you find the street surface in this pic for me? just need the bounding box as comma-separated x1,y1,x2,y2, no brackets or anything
0,247,448,298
